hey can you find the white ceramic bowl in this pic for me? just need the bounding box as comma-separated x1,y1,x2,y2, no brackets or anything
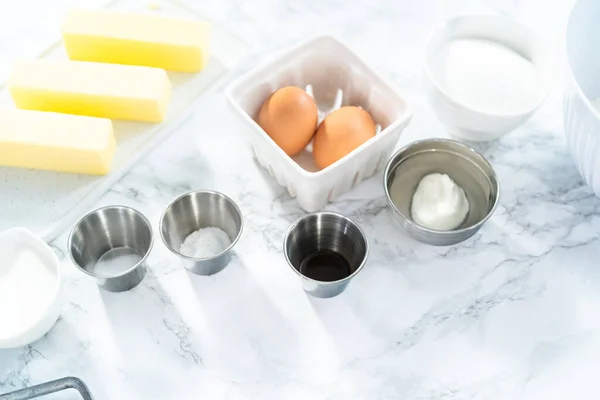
424,14,553,141
226,34,412,212
0,228,61,349
564,0,600,195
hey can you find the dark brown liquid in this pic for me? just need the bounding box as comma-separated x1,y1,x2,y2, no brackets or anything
299,250,352,282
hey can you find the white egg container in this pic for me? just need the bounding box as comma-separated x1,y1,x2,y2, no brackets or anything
226,34,413,212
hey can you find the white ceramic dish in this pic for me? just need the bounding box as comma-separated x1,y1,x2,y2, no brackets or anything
0,0,248,241
0,228,61,349
424,14,553,141
226,34,412,212
564,0,600,196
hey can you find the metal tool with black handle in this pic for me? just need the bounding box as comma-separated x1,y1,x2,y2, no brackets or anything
0,377,93,400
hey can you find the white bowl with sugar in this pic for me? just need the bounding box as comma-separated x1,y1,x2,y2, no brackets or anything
0,228,62,348
424,14,553,141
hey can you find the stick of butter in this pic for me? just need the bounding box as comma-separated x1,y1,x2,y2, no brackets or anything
8,59,171,123
61,9,211,73
0,109,115,175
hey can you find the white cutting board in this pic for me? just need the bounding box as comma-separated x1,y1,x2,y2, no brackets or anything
0,0,248,241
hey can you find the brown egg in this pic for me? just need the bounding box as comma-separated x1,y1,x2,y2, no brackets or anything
257,86,318,156
312,106,376,169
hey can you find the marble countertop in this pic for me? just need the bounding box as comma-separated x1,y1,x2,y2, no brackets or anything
2,0,599,398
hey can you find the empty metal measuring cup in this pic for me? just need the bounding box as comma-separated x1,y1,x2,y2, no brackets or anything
159,190,243,275
68,206,153,292
283,212,369,298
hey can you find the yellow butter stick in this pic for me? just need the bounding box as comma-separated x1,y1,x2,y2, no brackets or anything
61,9,211,73
0,108,115,175
8,59,171,123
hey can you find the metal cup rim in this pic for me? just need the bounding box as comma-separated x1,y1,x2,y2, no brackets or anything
383,138,501,235
67,205,154,279
283,211,369,285
158,190,244,261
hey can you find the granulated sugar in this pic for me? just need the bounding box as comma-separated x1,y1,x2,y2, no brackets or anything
179,227,232,258
431,38,540,114
0,245,56,340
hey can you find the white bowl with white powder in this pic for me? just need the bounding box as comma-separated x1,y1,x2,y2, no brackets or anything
0,228,61,348
424,14,553,141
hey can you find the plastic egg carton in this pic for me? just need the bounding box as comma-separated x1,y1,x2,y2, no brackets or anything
226,34,413,212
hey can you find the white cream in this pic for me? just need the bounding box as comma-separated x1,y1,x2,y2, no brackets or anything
410,173,469,231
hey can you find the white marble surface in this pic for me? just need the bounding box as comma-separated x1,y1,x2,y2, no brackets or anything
3,0,600,399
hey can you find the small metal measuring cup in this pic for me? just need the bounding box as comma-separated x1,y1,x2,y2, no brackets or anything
68,206,153,292
283,212,369,298
159,190,243,275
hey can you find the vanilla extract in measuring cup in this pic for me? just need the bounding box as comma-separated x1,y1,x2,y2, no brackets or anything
284,212,368,298
299,249,352,281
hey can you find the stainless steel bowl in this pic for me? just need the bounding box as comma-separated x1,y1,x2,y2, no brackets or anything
383,138,499,246
283,212,368,298
159,190,243,275
68,206,153,292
